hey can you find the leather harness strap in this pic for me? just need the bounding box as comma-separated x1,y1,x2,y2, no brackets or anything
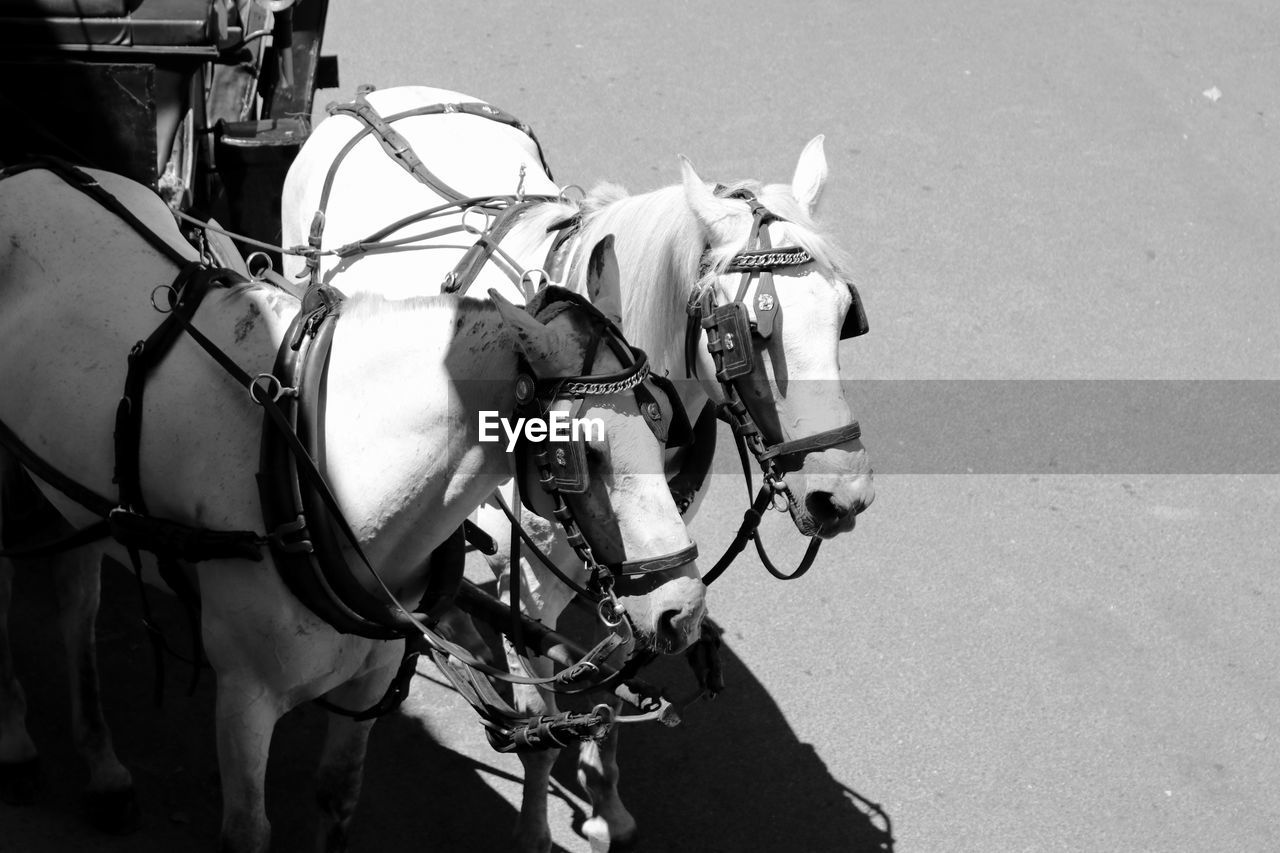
683,187,869,581
325,92,555,202
0,159,264,566
304,89,558,289
0,157,692,729
0,419,116,519
441,200,538,295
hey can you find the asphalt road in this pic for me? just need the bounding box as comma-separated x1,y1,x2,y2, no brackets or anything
4,2,1279,852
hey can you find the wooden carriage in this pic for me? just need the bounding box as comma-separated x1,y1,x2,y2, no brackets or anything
0,0,337,265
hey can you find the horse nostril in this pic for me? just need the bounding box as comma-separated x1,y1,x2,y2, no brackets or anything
658,609,681,646
657,606,698,653
805,490,846,527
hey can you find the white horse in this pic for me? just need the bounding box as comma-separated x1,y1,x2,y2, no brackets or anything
283,84,874,852
0,163,702,853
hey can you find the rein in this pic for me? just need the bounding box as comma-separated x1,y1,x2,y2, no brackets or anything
299,87,564,295
0,159,689,737
285,94,717,732
498,289,699,677
296,96,870,585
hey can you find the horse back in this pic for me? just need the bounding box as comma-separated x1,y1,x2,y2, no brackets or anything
0,167,295,532
281,85,560,291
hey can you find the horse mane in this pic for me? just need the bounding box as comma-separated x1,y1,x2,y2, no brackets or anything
514,176,857,361
341,290,468,322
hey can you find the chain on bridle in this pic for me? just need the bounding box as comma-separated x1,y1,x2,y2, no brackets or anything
687,188,869,581
510,288,698,619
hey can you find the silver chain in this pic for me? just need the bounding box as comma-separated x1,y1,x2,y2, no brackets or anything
728,248,813,270
559,362,651,397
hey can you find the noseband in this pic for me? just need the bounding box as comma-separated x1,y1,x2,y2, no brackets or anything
685,188,868,536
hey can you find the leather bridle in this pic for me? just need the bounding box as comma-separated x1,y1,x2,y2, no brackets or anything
295,92,876,585
508,288,698,604
686,188,870,582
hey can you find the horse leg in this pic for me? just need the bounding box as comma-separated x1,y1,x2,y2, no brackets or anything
507,641,560,853
52,549,138,832
0,556,40,805
313,654,398,853
578,706,638,853
214,673,286,853
479,504,581,853
0,455,40,802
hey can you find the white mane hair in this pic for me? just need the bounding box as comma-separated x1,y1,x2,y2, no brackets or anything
509,177,857,358
701,178,856,288
339,289,446,322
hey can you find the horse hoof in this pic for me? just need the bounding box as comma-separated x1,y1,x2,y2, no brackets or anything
0,756,40,805
511,829,552,853
84,785,141,835
610,832,641,853
583,817,639,853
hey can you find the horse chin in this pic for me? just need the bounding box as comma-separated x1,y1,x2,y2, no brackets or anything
815,514,856,540
626,612,704,656
630,627,671,655
788,503,822,537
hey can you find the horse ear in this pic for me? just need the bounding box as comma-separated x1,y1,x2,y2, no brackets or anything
791,135,828,214
679,155,748,245
488,289,560,367
585,235,623,325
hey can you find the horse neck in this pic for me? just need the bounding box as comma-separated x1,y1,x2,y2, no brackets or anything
565,186,710,408
319,296,516,585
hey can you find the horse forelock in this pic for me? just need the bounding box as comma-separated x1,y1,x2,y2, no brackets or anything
754,181,856,285
692,180,857,298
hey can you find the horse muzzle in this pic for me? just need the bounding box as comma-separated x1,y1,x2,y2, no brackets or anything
798,470,875,539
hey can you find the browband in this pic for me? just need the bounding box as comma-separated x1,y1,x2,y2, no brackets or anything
723,246,813,272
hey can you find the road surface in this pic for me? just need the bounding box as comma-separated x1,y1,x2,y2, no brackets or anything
4,1,1278,851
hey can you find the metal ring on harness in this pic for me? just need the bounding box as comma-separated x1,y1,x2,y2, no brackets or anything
248,373,293,405
150,284,177,313
558,184,586,204
588,703,616,739
597,595,626,627
520,268,550,297
245,251,274,280
460,205,492,236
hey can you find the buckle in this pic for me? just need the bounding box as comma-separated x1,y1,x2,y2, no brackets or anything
267,515,313,554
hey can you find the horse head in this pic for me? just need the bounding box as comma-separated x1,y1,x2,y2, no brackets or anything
681,138,875,538
489,239,705,654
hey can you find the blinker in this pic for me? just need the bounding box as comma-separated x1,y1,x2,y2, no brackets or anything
633,375,693,448
542,396,590,494
711,302,755,379
840,282,870,340
545,440,589,494
648,374,693,447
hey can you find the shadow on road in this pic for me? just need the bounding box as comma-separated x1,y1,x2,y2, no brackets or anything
3,562,892,852
547,614,894,853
